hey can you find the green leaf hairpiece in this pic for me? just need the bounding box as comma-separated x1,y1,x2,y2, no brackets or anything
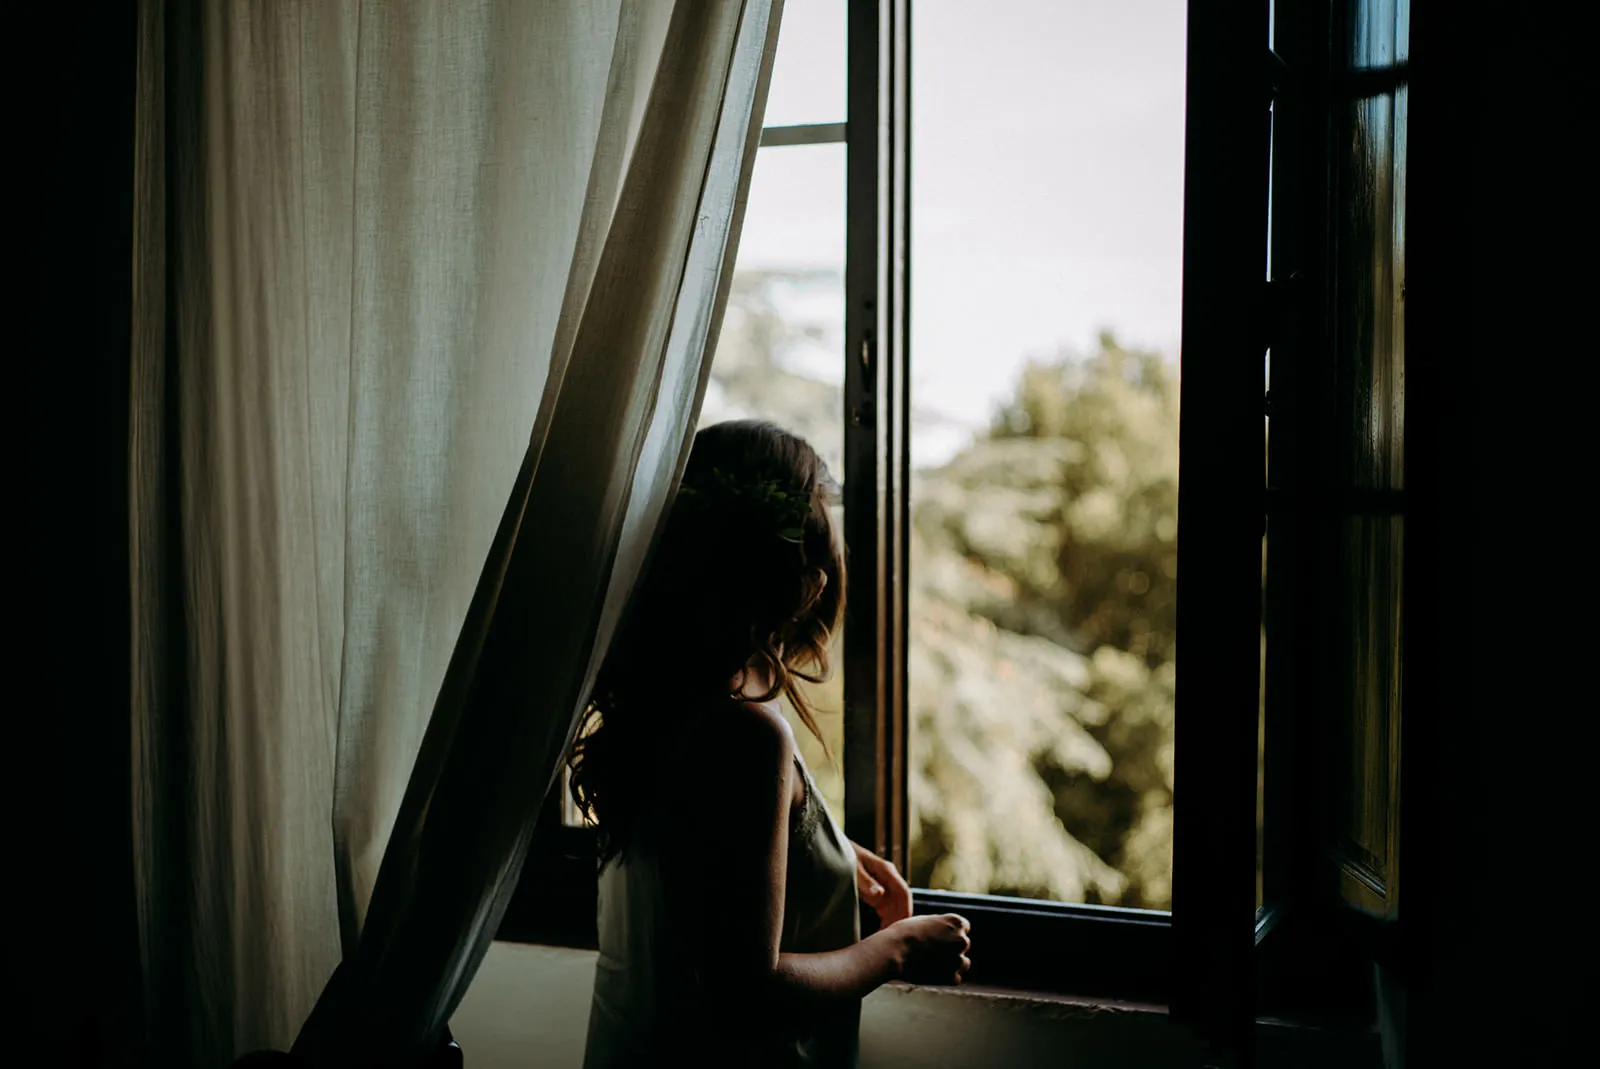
678,466,812,544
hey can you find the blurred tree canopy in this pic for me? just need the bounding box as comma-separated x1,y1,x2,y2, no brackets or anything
705,271,1180,909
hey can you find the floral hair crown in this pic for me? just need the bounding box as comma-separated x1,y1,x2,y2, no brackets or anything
677,466,814,544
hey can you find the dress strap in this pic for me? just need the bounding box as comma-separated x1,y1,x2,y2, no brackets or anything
791,754,821,836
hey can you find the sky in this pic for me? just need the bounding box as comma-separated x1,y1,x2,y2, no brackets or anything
728,0,1189,465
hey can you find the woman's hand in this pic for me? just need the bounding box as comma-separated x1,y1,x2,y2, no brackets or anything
884,913,972,985
851,841,913,926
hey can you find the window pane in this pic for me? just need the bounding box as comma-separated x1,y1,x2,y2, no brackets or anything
701,144,847,817
1348,0,1410,70
1333,514,1402,892
761,0,845,128
1338,89,1405,491
1257,533,1267,910
1330,2,1407,918
907,0,1186,908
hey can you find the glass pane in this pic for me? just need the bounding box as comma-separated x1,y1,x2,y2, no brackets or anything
1258,431,1268,909
762,0,846,128
1349,0,1398,69
701,144,847,816
907,0,1186,908
1333,515,1403,885
1330,3,1407,916
1257,562,1267,911
1338,89,1405,490
1348,0,1411,69
1392,84,1407,454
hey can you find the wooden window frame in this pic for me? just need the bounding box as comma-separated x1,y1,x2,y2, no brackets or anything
502,4,1294,1046
1256,0,1414,1035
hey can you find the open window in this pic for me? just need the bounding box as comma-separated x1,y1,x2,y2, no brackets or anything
504,3,1410,1054
1256,0,1412,1028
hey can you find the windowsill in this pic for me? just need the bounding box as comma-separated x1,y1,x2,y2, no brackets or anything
883,981,1376,1041
455,943,1383,1069
880,981,1166,1019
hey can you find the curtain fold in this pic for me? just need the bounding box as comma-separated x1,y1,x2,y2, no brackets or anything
129,2,780,1065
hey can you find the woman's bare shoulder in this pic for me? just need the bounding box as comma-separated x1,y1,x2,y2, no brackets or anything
711,698,797,764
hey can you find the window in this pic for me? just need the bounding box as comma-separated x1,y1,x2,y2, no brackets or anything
904,0,1186,912
697,0,849,818
507,4,1408,1049
1255,0,1410,1031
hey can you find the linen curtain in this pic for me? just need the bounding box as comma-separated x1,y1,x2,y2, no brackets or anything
128,1,781,1065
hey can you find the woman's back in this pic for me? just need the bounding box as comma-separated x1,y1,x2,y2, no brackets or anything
582,714,860,1068
572,421,969,1066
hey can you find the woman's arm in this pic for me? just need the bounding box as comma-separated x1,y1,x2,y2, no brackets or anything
698,702,968,1012
772,928,911,1002
695,699,819,1006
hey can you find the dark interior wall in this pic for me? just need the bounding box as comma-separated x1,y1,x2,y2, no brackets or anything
13,3,142,1066
1403,1,1585,1064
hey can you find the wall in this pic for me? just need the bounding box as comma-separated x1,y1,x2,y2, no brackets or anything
1392,2,1585,1065
18,6,142,1068
452,943,1377,1069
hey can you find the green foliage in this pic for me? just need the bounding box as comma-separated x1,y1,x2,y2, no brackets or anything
911,333,1179,907
706,270,1180,909
987,333,1179,666
679,466,812,543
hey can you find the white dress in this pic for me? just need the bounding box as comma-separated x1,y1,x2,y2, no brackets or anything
583,753,861,1068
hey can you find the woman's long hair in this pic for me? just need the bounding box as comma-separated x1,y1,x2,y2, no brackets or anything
567,420,846,860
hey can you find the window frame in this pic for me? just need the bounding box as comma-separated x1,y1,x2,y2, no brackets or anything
844,0,1184,1009
1255,0,1413,1031
1164,0,1274,1049
502,1,1287,1035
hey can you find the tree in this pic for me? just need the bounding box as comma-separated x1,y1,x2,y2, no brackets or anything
910,333,1179,907
706,270,1180,908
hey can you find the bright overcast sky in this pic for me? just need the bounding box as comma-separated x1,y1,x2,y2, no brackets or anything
731,0,1188,460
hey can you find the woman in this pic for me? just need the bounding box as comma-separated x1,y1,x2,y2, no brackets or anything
571,420,972,1068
